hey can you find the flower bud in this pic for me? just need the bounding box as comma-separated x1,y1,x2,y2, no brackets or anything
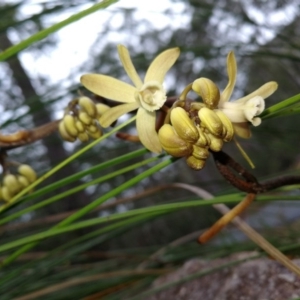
78,111,93,125
63,115,78,137
170,107,199,143
78,96,97,118
86,123,98,134
198,107,223,137
186,155,206,170
206,133,224,152
3,174,21,194
192,78,220,109
59,121,76,142
2,186,12,202
214,110,234,142
192,145,209,160
17,175,31,188
195,126,208,147
18,164,37,183
87,130,102,139
96,103,110,116
78,132,89,142
75,119,85,133
158,124,193,157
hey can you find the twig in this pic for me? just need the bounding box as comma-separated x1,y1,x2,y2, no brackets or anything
0,120,60,150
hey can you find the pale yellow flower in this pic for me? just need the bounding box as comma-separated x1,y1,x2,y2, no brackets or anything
218,52,278,138
80,45,180,153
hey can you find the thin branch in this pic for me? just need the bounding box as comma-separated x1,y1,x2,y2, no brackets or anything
171,183,300,277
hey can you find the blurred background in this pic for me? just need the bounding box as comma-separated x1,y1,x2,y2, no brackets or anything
1,0,300,298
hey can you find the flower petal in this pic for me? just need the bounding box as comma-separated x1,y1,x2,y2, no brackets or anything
234,81,278,103
233,122,251,138
220,51,237,104
81,74,136,103
117,45,143,88
136,108,162,153
99,102,139,128
145,47,180,84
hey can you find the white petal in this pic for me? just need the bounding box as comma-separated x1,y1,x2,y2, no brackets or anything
145,48,180,84
81,74,136,103
117,45,143,88
234,81,278,103
136,108,162,153
220,51,237,104
243,96,265,122
99,102,139,127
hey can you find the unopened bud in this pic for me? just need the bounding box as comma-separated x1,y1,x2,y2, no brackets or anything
59,121,76,142
63,115,78,137
86,123,98,133
78,132,89,142
17,175,31,188
192,145,209,160
18,164,37,183
78,96,97,118
78,111,93,125
96,103,110,116
75,120,85,133
2,186,12,202
158,124,193,157
192,78,220,109
206,133,224,152
3,174,21,194
198,107,223,137
195,126,208,147
186,155,206,170
170,107,199,143
87,130,102,139
215,110,234,142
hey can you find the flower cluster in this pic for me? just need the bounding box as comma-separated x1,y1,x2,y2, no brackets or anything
60,45,278,171
158,79,235,170
59,96,109,142
80,45,180,153
0,164,37,202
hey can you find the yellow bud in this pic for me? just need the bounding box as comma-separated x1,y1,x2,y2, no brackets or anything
2,186,12,202
195,126,208,147
158,124,193,157
17,175,31,188
86,123,98,133
78,96,97,118
63,115,78,137
75,119,85,133
78,110,93,125
96,103,110,116
214,110,234,142
3,174,21,194
58,121,76,142
192,78,220,109
186,155,206,170
18,164,37,183
87,130,102,139
198,107,223,137
170,107,199,143
192,145,209,160
206,133,224,152
78,132,89,142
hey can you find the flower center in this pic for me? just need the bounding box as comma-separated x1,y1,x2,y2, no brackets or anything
135,81,166,112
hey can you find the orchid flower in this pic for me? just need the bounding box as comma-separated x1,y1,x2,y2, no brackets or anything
80,45,180,153
218,52,278,138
